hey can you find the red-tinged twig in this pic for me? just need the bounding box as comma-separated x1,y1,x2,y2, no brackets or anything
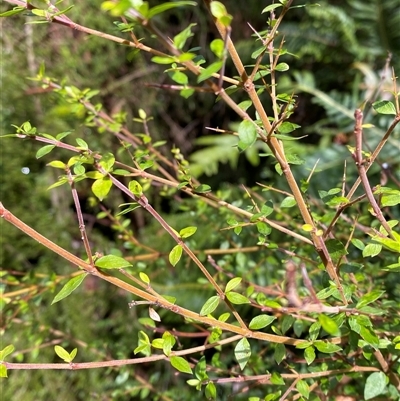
65,166,93,265
352,109,395,239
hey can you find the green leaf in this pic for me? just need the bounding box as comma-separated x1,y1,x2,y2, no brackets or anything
95,255,132,269
162,332,176,356
0,364,7,378
179,226,197,238
351,238,365,250
69,348,77,361
36,145,55,159
364,372,387,400
326,239,348,261
234,226,242,235
381,194,400,207
51,273,88,305
262,4,283,13
169,245,183,266
225,277,242,293
0,6,25,17
194,356,207,381
98,152,115,172
383,256,400,271
148,2,196,19
47,177,69,190
274,343,286,364
277,122,299,134
180,88,195,98
139,272,150,284
359,326,379,347
47,161,66,169
187,379,200,387
225,291,250,305
256,221,271,236
304,346,316,365
270,372,285,385
169,70,188,85
237,120,257,151
372,100,396,115
308,322,321,341
197,61,223,83
372,236,400,253
210,1,227,18
170,356,193,374
356,290,385,309
318,314,340,336
363,243,382,257
249,315,276,330
173,23,196,50
151,56,175,65
210,39,224,58
199,295,220,316
92,177,112,201
281,315,295,334
205,382,217,400
128,180,143,196
74,164,85,175
296,379,310,399
117,202,140,216
85,171,103,179
134,331,151,356
313,341,342,354
54,345,73,362
0,345,15,361
193,184,211,193
76,138,88,150
280,197,296,208
218,312,230,322
274,62,290,72
261,201,274,216
234,337,251,370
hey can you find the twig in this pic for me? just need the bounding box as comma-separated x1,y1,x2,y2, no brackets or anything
351,109,395,238
66,166,93,265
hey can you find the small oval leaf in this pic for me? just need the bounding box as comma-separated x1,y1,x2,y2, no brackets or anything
92,177,112,201
52,273,87,305
372,100,396,115
95,255,132,269
313,341,342,354
238,120,257,151
249,315,276,330
318,314,340,336
169,245,183,266
139,272,150,284
364,372,387,400
225,291,250,305
225,277,242,293
199,295,220,316
36,145,55,159
0,345,15,361
54,345,72,362
170,356,193,374
179,226,197,238
234,337,251,370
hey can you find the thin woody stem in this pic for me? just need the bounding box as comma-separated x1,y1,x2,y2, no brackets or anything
352,109,395,238
66,167,93,265
2,201,340,345
203,0,346,303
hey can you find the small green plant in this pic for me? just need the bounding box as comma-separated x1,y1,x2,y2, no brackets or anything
1,0,400,400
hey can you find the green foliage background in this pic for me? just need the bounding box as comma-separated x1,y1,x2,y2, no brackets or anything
1,0,400,400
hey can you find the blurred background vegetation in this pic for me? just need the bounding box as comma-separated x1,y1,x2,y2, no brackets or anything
1,0,400,399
